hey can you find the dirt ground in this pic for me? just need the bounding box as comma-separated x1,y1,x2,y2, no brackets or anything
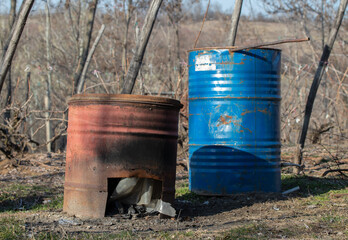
0,144,347,239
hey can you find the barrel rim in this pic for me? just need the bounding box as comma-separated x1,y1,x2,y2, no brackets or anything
69,94,183,109
187,46,281,52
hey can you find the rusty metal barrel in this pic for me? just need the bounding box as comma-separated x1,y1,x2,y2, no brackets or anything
188,48,281,195
63,94,182,218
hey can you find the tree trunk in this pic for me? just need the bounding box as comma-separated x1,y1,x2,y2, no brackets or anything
0,0,35,95
174,21,182,95
321,0,325,51
167,42,173,92
121,0,163,94
4,70,12,121
25,71,34,138
294,0,347,174
45,0,52,153
4,0,17,121
121,0,133,82
73,0,98,94
9,0,17,28
227,0,243,46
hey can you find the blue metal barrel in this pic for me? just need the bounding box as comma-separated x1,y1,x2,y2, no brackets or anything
188,47,281,195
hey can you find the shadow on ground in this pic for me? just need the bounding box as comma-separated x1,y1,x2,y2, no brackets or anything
174,175,348,218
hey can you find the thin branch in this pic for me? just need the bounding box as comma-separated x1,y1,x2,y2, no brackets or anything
194,37,310,51
77,24,106,93
193,0,210,49
322,169,348,177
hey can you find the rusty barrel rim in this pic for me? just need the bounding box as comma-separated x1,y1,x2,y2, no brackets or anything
69,94,183,109
187,46,282,52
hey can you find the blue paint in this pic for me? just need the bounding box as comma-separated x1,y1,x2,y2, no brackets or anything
188,48,281,195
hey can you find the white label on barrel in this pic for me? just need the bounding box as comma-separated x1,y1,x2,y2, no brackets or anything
195,55,216,71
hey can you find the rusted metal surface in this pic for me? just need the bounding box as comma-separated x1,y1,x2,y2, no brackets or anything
63,94,182,218
188,48,281,195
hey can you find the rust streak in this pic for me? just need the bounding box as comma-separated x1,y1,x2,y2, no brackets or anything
216,115,232,127
257,108,270,115
189,113,202,116
218,61,245,65
241,109,255,116
216,115,252,133
238,124,252,134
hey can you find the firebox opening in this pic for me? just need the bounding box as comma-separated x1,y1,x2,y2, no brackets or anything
105,177,162,216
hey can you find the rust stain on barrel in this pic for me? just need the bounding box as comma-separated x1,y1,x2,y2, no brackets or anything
217,115,233,126
258,108,270,115
241,109,254,116
216,114,253,134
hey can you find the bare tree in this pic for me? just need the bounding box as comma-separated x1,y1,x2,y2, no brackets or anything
262,0,339,52
4,0,17,121
0,0,345,156
0,0,35,95
121,0,135,82
121,0,163,94
164,0,183,95
73,0,99,93
227,0,243,46
45,0,53,153
294,0,347,174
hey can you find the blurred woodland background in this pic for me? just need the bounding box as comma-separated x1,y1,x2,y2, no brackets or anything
0,0,347,159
